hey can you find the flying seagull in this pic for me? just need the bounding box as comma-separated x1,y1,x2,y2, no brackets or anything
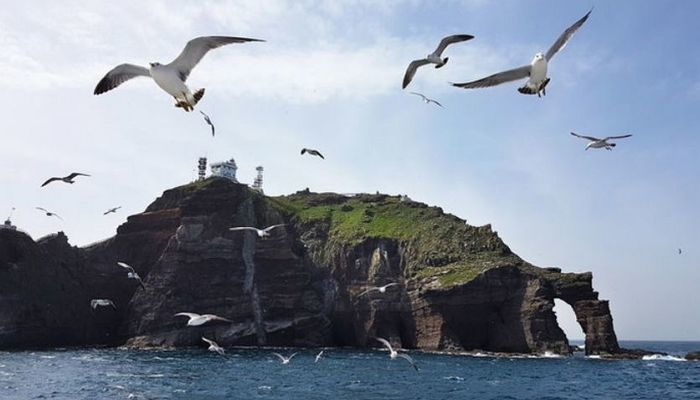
375,337,418,371
272,352,298,365
229,224,286,238
301,148,324,159
200,111,215,137
174,312,232,327
202,337,225,355
570,132,632,150
452,9,592,97
94,36,265,112
116,262,146,290
314,350,324,363
91,299,116,310
402,34,475,89
35,207,63,220
104,206,121,215
678,248,682,255
409,92,443,107
41,172,90,187
358,283,400,297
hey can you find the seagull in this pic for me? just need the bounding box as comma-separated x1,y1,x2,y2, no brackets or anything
41,172,90,187
202,337,225,355
314,350,324,363
200,111,215,137
229,224,286,238
91,299,116,310
104,206,122,215
678,248,682,255
94,36,265,112
570,132,632,150
301,148,324,159
117,262,146,290
375,337,418,371
409,92,443,107
358,283,400,297
174,312,232,327
452,9,592,97
272,352,298,364
402,34,475,89
35,207,63,220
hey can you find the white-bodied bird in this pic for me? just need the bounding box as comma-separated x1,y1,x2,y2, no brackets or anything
116,262,146,290
94,36,265,111
314,350,324,363
35,207,63,220
570,132,632,150
200,111,215,137
375,337,418,371
229,224,286,238
174,312,232,327
91,299,116,310
452,9,591,97
358,283,400,297
409,92,443,107
272,352,298,364
104,206,121,215
202,337,225,355
402,34,475,89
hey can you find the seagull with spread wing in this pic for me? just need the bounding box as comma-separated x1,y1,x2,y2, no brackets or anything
229,224,286,238
35,207,63,220
375,337,418,371
103,206,121,215
91,299,116,310
116,262,146,290
200,111,215,137
202,337,225,356
358,283,400,297
94,36,265,111
452,9,591,97
314,350,325,363
409,92,443,107
272,352,298,365
403,34,474,89
174,312,232,327
301,148,324,159
570,132,632,150
41,172,90,187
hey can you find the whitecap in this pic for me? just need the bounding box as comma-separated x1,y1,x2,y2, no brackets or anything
258,385,272,390
443,376,465,381
541,351,563,358
587,355,601,359
641,354,686,362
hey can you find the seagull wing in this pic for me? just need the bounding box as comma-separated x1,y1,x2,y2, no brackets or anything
41,177,61,187
433,34,475,56
570,132,601,141
357,287,377,297
397,353,419,370
263,224,287,233
229,227,259,233
429,99,443,108
315,151,325,159
383,283,400,289
202,337,217,347
167,36,265,81
376,337,394,353
272,352,286,362
67,172,90,179
36,207,49,213
402,59,431,89
174,312,199,320
288,353,298,361
107,300,117,309
604,134,632,140
52,213,64,221
545,9,592,61
94,64,151,95
315,350,324,362
409,92,428,101
451,65,531,89
117,262,135,272
205,314,232,323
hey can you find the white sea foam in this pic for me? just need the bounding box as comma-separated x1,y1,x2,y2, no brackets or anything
641,354,686,362
541,351,563,358
587,355,602,359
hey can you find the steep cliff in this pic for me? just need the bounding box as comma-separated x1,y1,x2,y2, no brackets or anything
0,178,621,355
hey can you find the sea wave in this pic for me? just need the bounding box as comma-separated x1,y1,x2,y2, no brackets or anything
641,354,686,362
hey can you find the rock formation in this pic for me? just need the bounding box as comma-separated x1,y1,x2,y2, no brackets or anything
0,178,622,356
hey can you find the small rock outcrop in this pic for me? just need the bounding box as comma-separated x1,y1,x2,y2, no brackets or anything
0,178,622,355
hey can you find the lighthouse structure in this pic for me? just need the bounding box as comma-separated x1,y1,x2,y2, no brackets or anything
252,166,264,193
210,158,239,183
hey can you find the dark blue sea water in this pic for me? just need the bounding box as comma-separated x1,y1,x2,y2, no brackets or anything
1,341,698,400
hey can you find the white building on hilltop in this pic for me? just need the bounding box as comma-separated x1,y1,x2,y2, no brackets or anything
210,158,238,183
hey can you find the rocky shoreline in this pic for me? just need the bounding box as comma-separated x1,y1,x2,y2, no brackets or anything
0,178,638,357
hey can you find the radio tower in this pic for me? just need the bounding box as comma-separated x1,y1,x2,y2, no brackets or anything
197,157,208,181
252,166,264,193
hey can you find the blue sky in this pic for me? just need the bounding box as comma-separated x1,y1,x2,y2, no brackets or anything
0,1,698,340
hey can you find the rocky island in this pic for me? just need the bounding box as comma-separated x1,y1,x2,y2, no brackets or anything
0,178,623,356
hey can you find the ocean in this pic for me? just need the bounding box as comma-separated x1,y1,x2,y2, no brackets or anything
0,341,698,400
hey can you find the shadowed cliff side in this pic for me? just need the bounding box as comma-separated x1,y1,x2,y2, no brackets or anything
0,178,621,356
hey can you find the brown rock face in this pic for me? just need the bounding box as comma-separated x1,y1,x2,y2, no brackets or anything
0,178,621,355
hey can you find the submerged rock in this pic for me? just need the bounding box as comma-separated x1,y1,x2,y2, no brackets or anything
0,178,622,355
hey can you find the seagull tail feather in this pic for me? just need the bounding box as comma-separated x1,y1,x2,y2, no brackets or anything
435,57,448,69
193,88,205,105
